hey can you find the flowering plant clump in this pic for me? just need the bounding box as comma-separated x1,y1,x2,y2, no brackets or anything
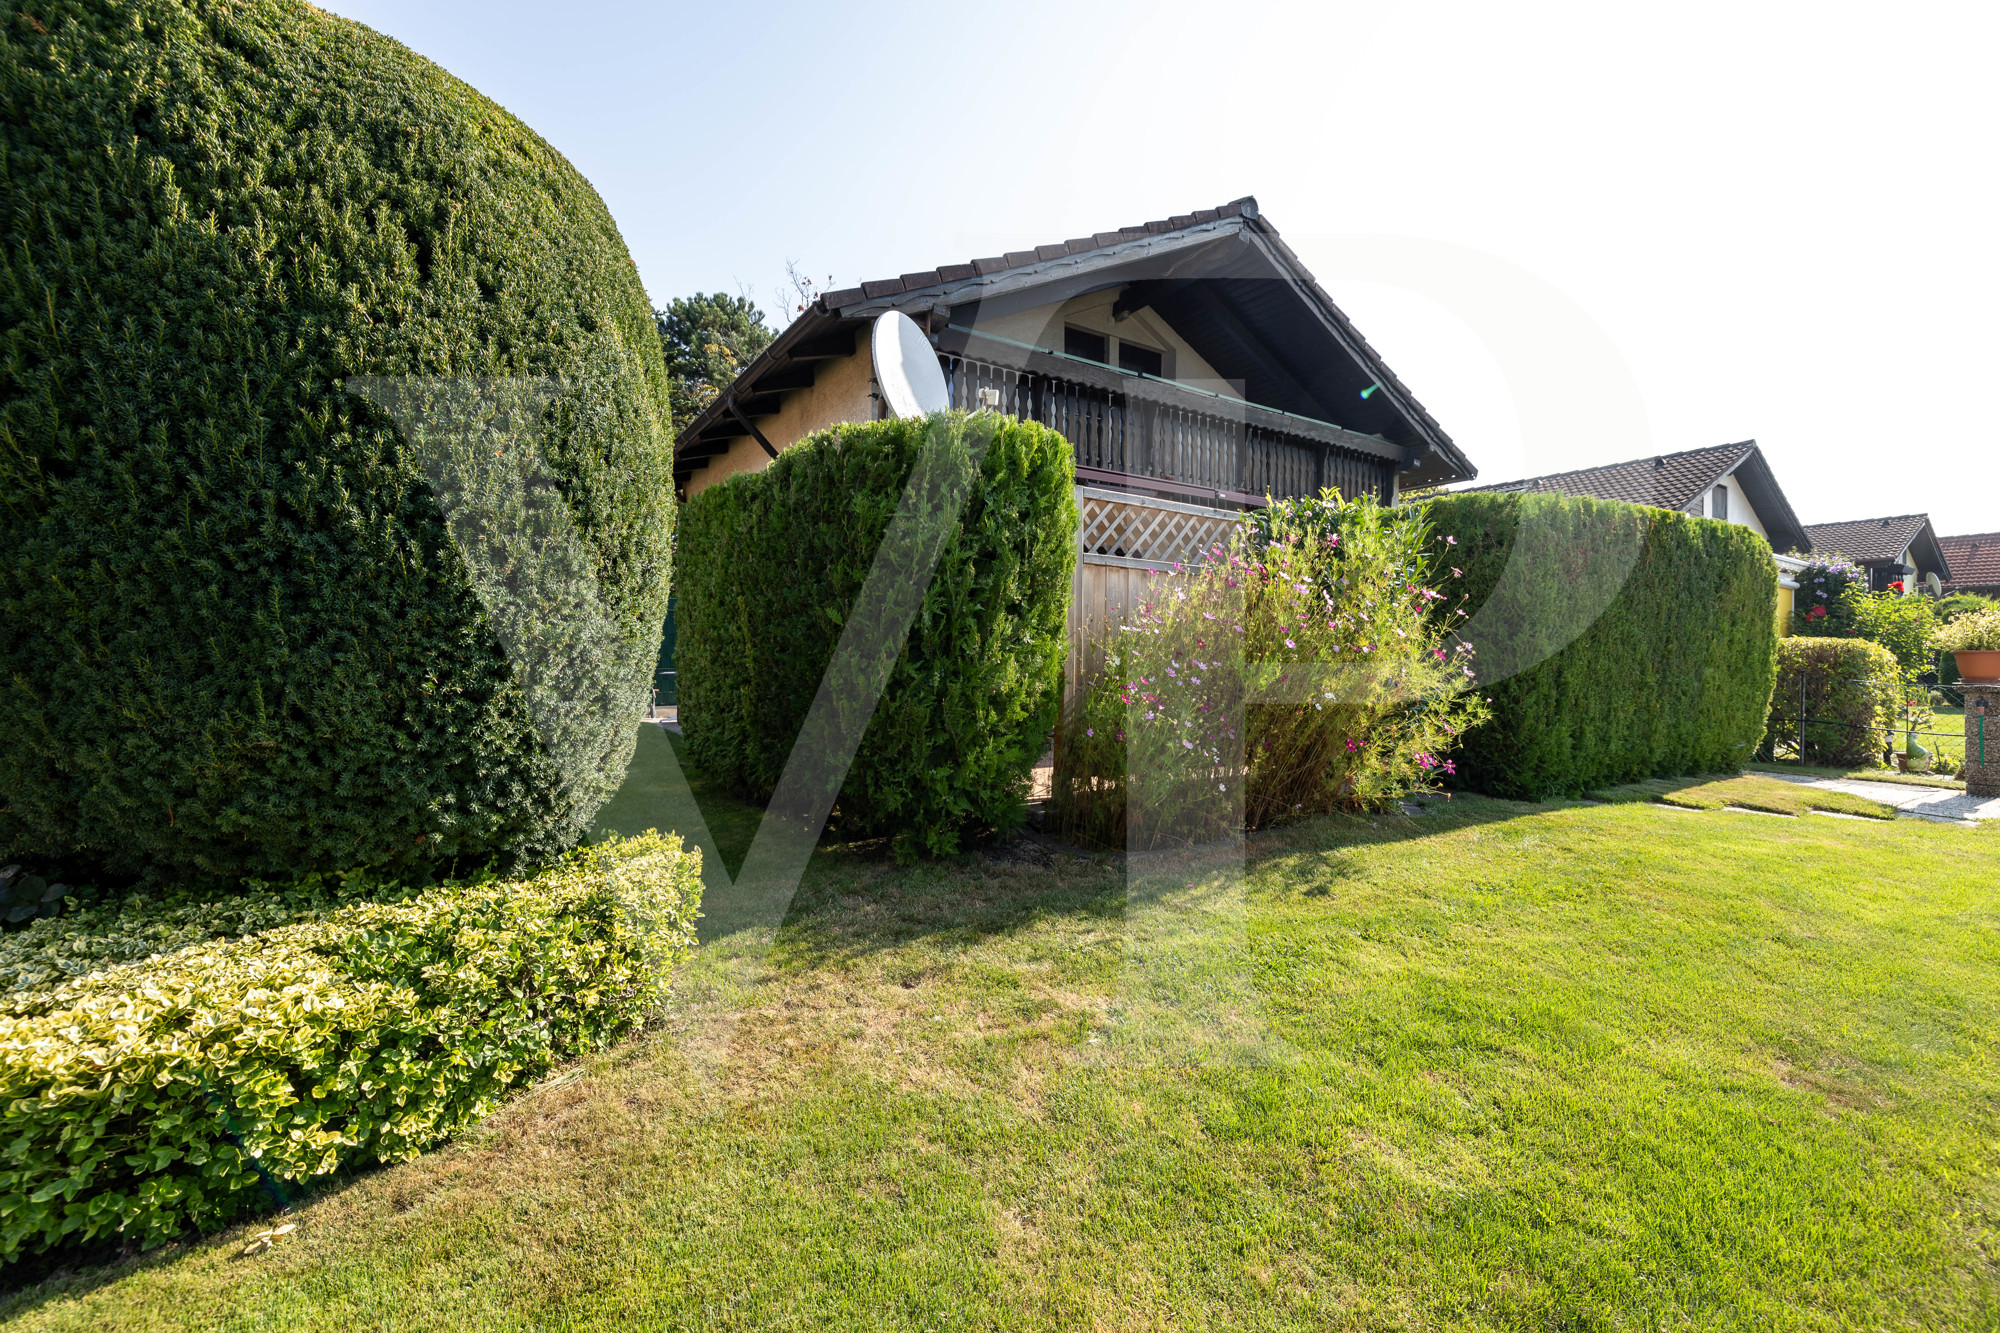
1051,490,1490,848
1793,556,1866,637
1938,605,2000,654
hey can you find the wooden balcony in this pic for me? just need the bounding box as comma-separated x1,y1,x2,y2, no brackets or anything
935,327,1409,508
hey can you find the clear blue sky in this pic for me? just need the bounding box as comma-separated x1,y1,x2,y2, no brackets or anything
324,0,1999,537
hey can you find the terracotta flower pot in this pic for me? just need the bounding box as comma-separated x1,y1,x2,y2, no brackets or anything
1954,649,2000,684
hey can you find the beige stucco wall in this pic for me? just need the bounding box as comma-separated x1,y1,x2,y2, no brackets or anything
968,287,1243,400
681,322,880,501
684,285,1241,501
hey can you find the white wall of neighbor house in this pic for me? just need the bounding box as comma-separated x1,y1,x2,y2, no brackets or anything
968,288,1245,401
681,323,879,501
1698,470,1769,542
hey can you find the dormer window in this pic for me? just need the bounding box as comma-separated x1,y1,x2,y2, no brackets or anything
1711,484,1729,522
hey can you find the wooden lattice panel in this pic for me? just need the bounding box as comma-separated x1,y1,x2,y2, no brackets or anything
1076,487,1241,566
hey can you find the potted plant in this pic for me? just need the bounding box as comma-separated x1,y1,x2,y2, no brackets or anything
1938,606,2000,684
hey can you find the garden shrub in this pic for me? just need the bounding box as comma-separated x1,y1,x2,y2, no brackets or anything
0,831,700,1262
0,0,674,881
1937,593,1999,624
1424,492,1780,799
676,413,1077,859
1761,639,1900,768
1050,491,1490,848
1852,592,1938,680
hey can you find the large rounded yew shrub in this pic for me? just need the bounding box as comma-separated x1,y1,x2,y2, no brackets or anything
0,1,674,878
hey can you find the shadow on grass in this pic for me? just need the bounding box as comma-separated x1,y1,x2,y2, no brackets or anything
0,750,1569,1307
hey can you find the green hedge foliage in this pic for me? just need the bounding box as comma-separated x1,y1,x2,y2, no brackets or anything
0,832,701,1262
1853,592,1939,679
1761,638,1900,768
0,1,674,881
1425,492,1780,799
677,413,1077,859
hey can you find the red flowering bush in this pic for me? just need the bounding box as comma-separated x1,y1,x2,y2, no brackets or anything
1050,491,1489,849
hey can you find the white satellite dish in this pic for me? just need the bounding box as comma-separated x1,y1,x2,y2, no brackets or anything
872,310,951,419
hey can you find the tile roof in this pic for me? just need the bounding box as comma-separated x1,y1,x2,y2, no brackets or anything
1801,515,1933,565
1940,532,2000,591
1458,442,1752,511
676,196,1476,488
813,202,1258,311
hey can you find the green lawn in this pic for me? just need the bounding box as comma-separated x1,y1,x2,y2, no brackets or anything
4,742,1999,1330
1931,705,1970,768
1587,773,1900,818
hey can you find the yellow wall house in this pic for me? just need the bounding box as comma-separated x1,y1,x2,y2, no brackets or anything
673,198,1480,685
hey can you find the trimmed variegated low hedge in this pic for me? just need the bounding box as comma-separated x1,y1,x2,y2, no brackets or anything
0,832,700,1263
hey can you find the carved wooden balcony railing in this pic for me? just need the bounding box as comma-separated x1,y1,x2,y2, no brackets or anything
935,328,1406,508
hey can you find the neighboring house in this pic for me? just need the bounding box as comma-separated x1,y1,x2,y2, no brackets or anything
1454,441,1812,638
1456,441,1812,551
1938,533,2000,597
674,196,1477,688
1800,515,1951,596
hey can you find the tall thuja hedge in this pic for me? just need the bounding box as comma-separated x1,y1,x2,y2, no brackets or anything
0,2,674,878
1426,492,1779,798
677,413,1076,859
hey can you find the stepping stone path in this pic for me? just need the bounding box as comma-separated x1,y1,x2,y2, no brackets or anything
1751,772,2000,826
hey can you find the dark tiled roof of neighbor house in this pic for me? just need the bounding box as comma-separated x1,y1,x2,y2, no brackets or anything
1460,442,1754,511
1802,515,1935,565
1940,532,2000,591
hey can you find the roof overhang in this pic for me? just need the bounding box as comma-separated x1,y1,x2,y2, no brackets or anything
673,202,1477,490
1720,444,1812,555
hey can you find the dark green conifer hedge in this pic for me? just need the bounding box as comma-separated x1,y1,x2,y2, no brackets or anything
0,1,674,878
676,414,1076,859
1425,491,1779,798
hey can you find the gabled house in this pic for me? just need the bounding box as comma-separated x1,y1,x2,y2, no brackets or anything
674,196,1477,688
1455,441,1813,634
1801,515,1951,595
1456,441,1813,552
1938,533,2000,598
674,198,1475,509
